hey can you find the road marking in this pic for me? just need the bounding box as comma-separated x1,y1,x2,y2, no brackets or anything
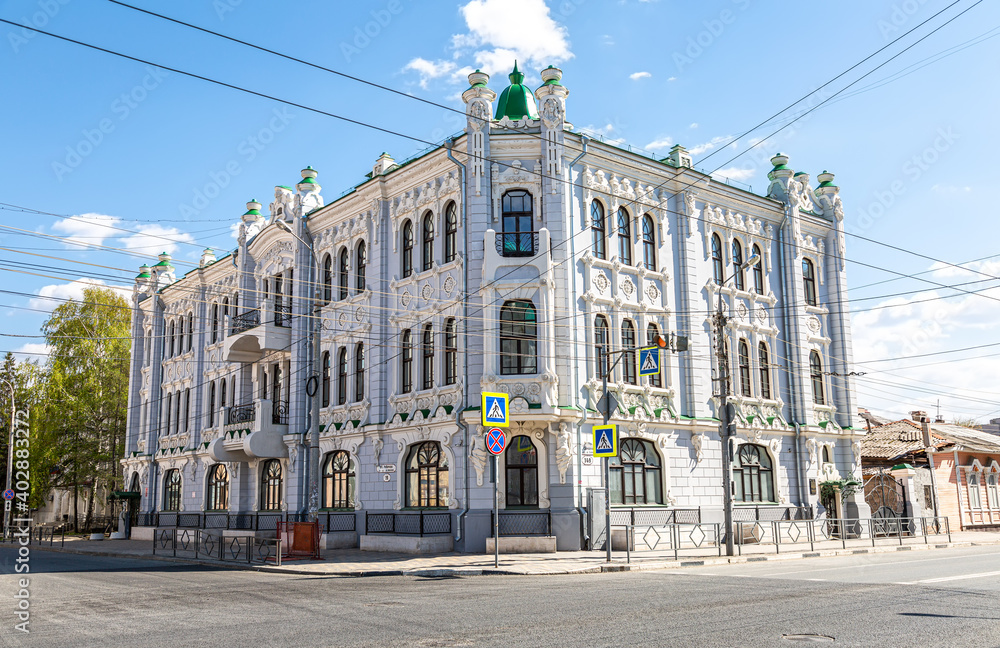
723,551,1000,577
899,569,1000,585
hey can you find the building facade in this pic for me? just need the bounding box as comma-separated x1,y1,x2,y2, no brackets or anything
122,65,866,552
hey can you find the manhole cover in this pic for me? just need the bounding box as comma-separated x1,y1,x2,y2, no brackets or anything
782,634,834,643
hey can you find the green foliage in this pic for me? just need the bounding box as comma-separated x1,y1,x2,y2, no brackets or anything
819,479,861,511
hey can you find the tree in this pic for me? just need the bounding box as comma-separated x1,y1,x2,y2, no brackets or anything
0,353,41,509
36,287,130,530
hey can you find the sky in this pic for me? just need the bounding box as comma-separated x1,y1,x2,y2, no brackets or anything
1,0,998,423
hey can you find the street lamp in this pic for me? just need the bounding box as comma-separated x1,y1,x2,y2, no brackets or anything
274,218,323,521
1,378,13,539
715,251,760,557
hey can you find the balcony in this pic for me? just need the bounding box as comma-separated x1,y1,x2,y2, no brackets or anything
223,298,292,363
495,231,539,257
208,399,289,462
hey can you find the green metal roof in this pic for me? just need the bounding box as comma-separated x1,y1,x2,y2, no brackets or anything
495,61,539,121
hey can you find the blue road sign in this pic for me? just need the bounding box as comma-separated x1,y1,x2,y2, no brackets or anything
482,391,509,427
593,425,618,458
639,346,660,376
486,427,507,455
2,489,13,501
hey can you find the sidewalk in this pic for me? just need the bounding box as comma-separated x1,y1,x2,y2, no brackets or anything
27,530,1000,577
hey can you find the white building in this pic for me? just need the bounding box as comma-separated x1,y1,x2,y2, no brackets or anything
122,64,867,552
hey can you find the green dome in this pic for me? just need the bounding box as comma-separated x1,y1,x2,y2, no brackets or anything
495,61,539,121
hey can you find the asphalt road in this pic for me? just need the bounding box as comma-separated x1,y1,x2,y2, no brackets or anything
1,545,998,647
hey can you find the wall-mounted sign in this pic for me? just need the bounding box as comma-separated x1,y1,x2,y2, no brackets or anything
376,464,396,473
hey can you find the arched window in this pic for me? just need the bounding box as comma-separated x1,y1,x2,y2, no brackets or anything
501,190,534,256
987,471,999,509
338,248,349,301
500,300,537,375
422,212,434,271
642,214,656,271
505,435,538,508
711,234,724,284
822,446,832,465
354,343,365,402
609,439,663,505
733,444,774,503
164,393,172,437
355,240,366,293
421,324,434,390
444,318,457,385
129,471,140,493
591,201,606,260
969,471,982,509
810,351,825,405
208,382,216,427
646,323,662,387
217,378,226,414
211,303,219,344
405,441,448,508
752,244,764,294
738,339,752,397
594,315,609,379
222,297,229,325
758,342,772,400
401,329,412,393
732,239,745,291
401,220,413,278
175,391,182,434
206,464,229,511
322,451,355,510
321,351,331,407
617,207,632,265
337,347,348,405
622,319,637,385
803,258,817,306
167,321,175,358
163,469,181,511
186,312,194,352
259,460,283,511
272,364,282,408
444,202,458,263
322,253,333,304
183,388,191,433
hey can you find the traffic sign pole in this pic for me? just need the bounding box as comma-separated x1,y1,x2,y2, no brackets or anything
493,453,499,569
601,345,612,564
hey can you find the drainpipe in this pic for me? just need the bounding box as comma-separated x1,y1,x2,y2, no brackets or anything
568,135,590,547
776,210,807,507
954,447,965,531
446,138,471,543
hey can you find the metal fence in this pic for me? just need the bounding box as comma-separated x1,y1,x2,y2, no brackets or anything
613,523,724,562
610,508,701,526
231,309,260,335
0,524,66,547
731,505,813,522
491,510,551,536
364,511,452,536
495,232,539,257
152,528,281,565
319,512,357,533
136,512,309,532
733,516,952,555
228,404,256,425
274,304,291,327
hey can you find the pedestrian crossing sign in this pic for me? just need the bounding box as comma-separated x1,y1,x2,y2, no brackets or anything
593,424,618,458
638,346,660,377
482,392,509,427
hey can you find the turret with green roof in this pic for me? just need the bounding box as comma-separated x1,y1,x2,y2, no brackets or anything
495,61,539,121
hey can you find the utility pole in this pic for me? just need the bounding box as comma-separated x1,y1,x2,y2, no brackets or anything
599,344,611,564
714,252,760,557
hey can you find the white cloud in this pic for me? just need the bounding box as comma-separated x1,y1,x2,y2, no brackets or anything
712,166,754,183
403,57,458,89
851,278,1000,421
689,135,734,156
667,76,677,82
120,224,195,255
15,342,50,358
629,71,651,81
50,213,120,249
601,34,614,46
29,278,129,311
689,122,698,129
581,123,625,146
645,136,674,151
406,0,573,87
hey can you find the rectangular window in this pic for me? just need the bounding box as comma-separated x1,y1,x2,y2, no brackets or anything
969,473,982,509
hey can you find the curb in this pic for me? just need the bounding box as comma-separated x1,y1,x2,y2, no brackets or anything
20,538,1000,579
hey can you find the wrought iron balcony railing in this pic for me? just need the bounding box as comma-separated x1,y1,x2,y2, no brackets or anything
271,401,289,425
230,309,260,335
495,231,538,257
227,403,256,425
273,304,292,328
